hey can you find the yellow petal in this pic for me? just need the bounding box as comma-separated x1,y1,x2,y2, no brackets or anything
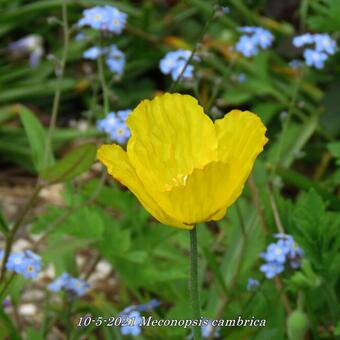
155,161,233,225
126,93,218,192
97,144,190,229
214,110,268,211
215,110,268,164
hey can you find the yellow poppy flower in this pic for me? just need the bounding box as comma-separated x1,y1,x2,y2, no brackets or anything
97,93,268,230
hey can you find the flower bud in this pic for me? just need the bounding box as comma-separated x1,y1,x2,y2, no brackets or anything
287,309,309,340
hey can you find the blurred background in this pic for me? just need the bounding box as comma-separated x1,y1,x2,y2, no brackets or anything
0,0,339,339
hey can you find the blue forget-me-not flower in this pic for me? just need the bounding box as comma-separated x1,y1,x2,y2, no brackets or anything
292,33,337,69
259,234,304,279
247,278,260,291
8,34,44,68
159,49,198,81
105,44,126,75
97,109,132,144
236,26,274,57
78,6,127,34
5,250,41,280
260,262,284,279
82,44,125,76
120,311,143,336
48,272,90,297
83,46,103,60
119,300,160,336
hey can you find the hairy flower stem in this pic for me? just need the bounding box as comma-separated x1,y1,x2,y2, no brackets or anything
43,0,69,167
190,227,202,340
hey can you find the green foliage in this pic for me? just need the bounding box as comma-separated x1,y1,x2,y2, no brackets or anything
40,143,96,183
328,141,340,166
19,105,54,171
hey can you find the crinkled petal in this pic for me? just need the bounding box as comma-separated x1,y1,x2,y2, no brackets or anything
97,144,189,229
156,161,232,225
214,110,268,212
215,110,268,163
126,93,218,192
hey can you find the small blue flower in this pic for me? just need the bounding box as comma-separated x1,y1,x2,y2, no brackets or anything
235,35,259,57
105,6,128,34
292,33,314,48
8,35,44,68
78,7,108,30
303,49,328,69
238,73,246,83
314,33,337,55
6,250,41,279
75,32,86,41
105,45,125,75
260,262,284,279
201,319,220,338
236,26,273,58
67,277,90,297
289,60,302,69
117,109,132,122
3,297,11,308
21,258,40,279
261,242,289,263
48,273,89,297
247,278,260,291
253,27,274,49
120,311,142,336
78,6,127,34
159,49,196,81
238,26,258,34
6,252,26,273
97,112,119,133
48,273,71,292
83,46,103,60
97,110,131,144
110,121,130,144
171,61,194,81
292,33,336,70
221,6,230,14
159,51,179,74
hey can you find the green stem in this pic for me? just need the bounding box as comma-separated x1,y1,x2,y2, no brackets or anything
190,227,202,340
0,184,42,283
169,4,216,92
43,0,70,167
97,39,109,114
0,273,16,301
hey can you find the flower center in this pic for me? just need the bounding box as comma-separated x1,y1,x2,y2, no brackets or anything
164,174,189,191
116,128,125,136
112,19,120,26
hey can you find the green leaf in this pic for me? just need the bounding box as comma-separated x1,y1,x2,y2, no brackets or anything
328,142,340,166
321,83,340,137
58,207,105,239
277,167,340,210
0,310,21,340
40,143,96,183
26,328,44,340
19,105,53,171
